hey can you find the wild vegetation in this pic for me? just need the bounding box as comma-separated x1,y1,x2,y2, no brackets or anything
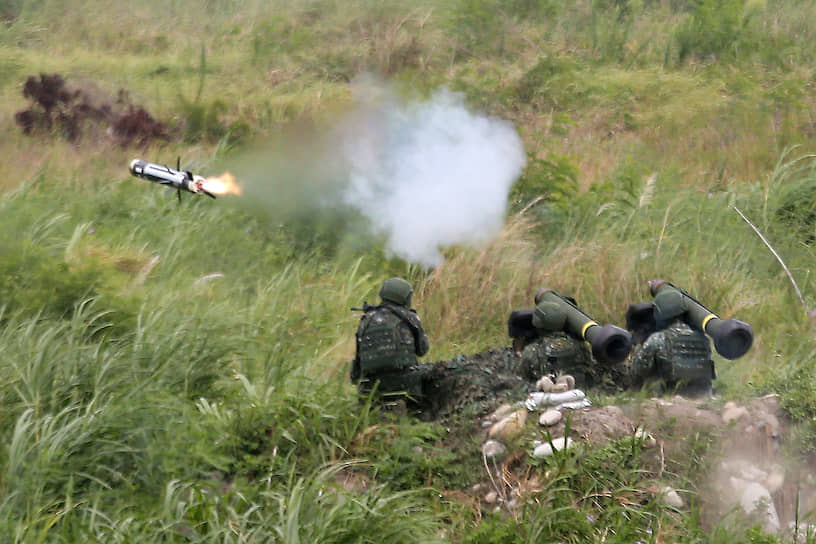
2,0,816,541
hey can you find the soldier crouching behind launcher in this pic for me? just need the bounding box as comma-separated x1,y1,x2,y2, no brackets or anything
350,277,430,410
624,279,753,396
508,288,633,389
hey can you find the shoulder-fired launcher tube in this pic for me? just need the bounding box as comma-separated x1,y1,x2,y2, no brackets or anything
649,280,753,360
535,289,632,365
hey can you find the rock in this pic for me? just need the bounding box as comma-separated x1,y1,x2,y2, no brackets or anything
482,440,508,460
533,437,574,458
555,374,576,390
489,409,528,440
730,477,780,532
724,459,768,482
488,403,517,422
536,376,555,392
765,465,785,494
484,490,498,504
604,405,624,418
722,404,749,424
757,412,781,439
634,427,657,448
658,486,684,508
539,410,562,426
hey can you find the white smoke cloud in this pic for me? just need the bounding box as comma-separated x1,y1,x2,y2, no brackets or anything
338,82,526,268
224,80,526,267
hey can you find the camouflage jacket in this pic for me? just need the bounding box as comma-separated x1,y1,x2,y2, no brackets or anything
628,319,714,385
350,302,429,385
519,331,594,387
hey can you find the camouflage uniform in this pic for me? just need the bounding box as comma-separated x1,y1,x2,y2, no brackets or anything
420,348,530,420
628,319,715,393
519,331,595,388
350,278,430,405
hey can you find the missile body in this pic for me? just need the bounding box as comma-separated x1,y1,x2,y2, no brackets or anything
129,159,214,197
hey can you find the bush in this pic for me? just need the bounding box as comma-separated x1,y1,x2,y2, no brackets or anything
675,0,749,63
450,0,507,57
509,151,579,212
14,73,170,145
0,240,100,319
513,56,579,109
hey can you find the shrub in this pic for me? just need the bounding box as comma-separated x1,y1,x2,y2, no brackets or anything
0,239,100,319
14,73,170,146
509,151,579,212
675,0,749,63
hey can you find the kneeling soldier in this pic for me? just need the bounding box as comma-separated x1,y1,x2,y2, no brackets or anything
350,277,430,408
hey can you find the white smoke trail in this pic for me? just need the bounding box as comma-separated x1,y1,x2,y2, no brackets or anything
339,82,526,268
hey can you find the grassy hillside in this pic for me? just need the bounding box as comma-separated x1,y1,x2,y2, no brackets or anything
2,0,816,541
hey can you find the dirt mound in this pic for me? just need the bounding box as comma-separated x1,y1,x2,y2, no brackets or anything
516,393,814,534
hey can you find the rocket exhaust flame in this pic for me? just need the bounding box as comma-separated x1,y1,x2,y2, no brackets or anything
201,172,241,196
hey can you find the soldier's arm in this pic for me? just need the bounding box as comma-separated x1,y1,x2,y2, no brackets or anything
415,327,430,357
399,307,429,357
350,355,361,383
350,315,366,383
629,335,660,379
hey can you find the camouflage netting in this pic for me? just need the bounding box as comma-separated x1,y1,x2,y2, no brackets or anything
419,347,533,421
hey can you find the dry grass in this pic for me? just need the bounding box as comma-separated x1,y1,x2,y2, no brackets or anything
414,207,645,357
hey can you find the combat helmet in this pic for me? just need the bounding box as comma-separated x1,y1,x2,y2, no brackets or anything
379,277,414,307
532,301,566,331
649,279,687,322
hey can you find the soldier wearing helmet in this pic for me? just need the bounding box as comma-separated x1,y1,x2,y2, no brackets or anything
624,280,715,395
511,289,595,388
350,277,430,407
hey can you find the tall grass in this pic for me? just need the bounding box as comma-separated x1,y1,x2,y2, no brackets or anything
4,0,816,540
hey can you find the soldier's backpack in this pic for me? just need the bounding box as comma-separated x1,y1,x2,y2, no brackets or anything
657,322,715,383
356,305,418,374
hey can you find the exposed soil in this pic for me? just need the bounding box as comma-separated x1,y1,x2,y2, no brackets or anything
421,347,813,534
